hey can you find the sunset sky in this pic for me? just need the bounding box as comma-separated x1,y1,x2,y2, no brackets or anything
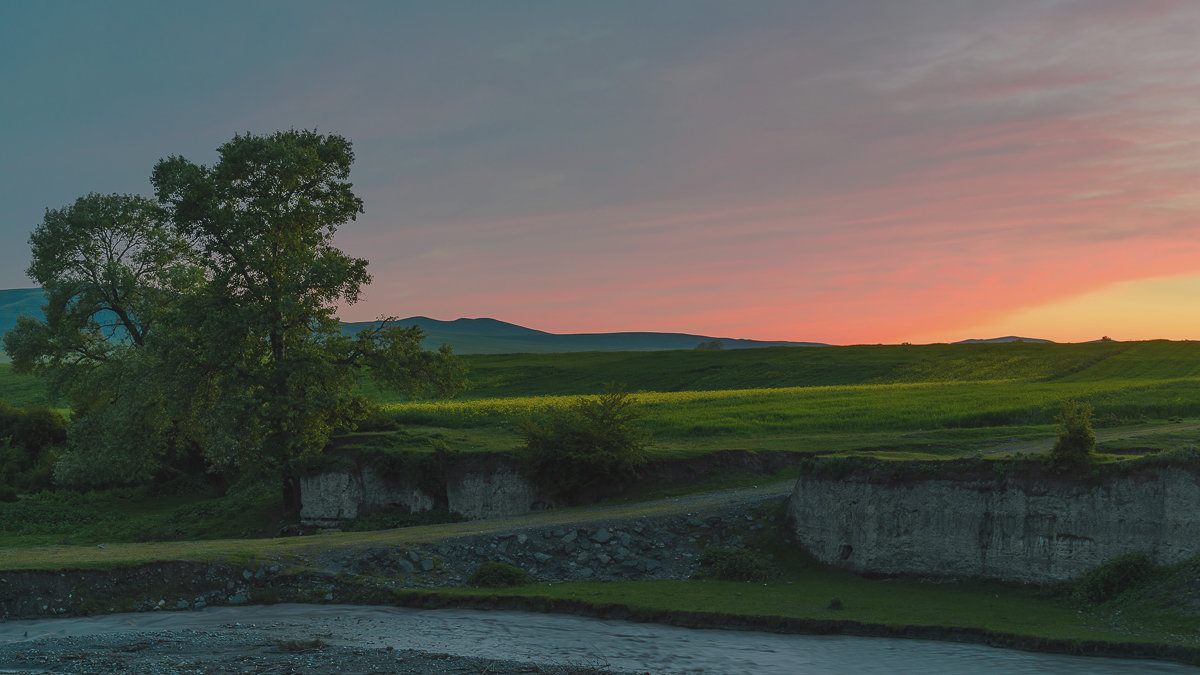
3,1,1199,344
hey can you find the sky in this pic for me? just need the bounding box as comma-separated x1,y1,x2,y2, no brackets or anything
2,0,1199,345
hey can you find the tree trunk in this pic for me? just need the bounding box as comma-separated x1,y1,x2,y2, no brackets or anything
282,472,301,513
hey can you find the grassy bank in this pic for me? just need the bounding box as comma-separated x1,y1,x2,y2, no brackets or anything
3,498,1198,660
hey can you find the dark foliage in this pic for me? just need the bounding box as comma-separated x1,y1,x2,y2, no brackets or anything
467,561,530,587
0,400,67,492
1045,400,1097,473
1069,551,1156,604
517,387,647,503
695,546,773,582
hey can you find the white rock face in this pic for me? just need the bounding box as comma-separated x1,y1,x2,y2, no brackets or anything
299,467,434,527
298,472,363,527
446,468,540,521
300,465,544,525
786,467,1200,583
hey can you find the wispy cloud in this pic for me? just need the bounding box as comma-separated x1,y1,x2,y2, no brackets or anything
5,1,1200,343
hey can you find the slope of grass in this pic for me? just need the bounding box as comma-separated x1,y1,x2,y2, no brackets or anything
0,479,280,548
438,341,1198,399
384,377,1200,441
0,363,49,406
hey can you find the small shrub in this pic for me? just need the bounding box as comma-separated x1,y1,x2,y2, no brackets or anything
517,386,647,503
827,597,844,610
0,485,17,503
695,546,772,582
468,561,530,587
1070,551,1156,603
1045,400,1096,473
0,401,67,493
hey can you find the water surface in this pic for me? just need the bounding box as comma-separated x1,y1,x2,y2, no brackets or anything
0,604,1189,674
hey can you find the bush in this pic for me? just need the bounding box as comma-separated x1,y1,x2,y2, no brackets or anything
695,546,772,582
517,386,647,503
1045,400,1096,473
0,401,67,493
467,561,530,587
1070,551,1156,603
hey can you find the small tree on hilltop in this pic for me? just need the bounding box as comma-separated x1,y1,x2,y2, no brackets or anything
1045,400,1097,472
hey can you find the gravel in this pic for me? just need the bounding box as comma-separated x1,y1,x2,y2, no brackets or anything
0,628,635,674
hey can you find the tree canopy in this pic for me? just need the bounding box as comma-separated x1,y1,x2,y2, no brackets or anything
4,130,464,504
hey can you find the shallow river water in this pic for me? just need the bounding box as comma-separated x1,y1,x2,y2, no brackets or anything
0,604,1193,674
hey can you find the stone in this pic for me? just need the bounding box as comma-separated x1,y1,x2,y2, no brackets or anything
591,528,613,544
447,469,540,520
562,531,577,543
420,559,436,572
787,467,1200,584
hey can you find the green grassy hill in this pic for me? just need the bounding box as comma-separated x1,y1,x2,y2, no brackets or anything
340,316,823,353
0,289,42,363
15,339,1199,407
445,340,1196,398
0,288,819,356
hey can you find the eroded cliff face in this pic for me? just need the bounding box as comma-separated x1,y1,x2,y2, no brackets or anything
787,466,1200,583
299,463,550,527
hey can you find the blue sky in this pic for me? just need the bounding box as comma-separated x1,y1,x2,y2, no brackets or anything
4,1,1200,343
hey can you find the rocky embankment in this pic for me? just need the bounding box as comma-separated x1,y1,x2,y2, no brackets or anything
1,486,790,619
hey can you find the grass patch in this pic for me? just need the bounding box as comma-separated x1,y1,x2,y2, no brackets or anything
428,574,1200,647
468,561,531,587
0,479,279,548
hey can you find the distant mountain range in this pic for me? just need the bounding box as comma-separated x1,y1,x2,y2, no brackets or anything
338,316,825,353
952,336,1055,344
0,288,823,355
0,289,43,337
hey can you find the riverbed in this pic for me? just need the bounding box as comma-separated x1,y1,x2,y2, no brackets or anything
1,604,1193,673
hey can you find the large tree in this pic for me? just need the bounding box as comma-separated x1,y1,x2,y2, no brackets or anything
3,192,200,484
6,130,464,504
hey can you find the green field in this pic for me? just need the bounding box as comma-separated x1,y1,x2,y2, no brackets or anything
8,339,1200,463
5,339,1200,545
4,340,1200,657
363,340,1200,461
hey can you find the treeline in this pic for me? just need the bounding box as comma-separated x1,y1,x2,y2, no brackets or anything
2,130,463,507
